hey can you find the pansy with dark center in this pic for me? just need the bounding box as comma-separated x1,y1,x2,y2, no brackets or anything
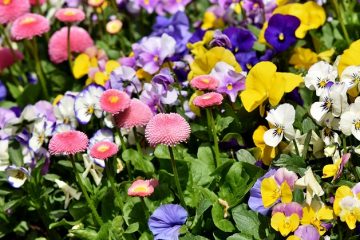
264,14,300,52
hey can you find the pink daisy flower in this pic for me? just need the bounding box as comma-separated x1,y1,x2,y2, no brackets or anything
90,141,118,160
0,0,30,24
193,92,223,108
0,48,23,72
10,13,50,41
29,0,45,5
128,179,158,197
145,113,191,147
55,8,85,23
48,26,94,64
49,130,89,155
114,99,153,129
100,89,130,114
190,75,219,91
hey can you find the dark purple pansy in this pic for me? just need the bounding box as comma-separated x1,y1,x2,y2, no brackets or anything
264,14,300,52
223,27,256,53
235,51,259,71
148,204,187,240
209,30,232,49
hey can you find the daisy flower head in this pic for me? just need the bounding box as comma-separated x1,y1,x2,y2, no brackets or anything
100,89,130,114
11,13,50,40
114,99,153,129
193,92,223,108
90,141,118,160
55,8,85,23
264,103,296,147
190,75,219,91
0,0,30,24
145,113,191,147
128,179,158,197
49,130,89,155
106,19,123,34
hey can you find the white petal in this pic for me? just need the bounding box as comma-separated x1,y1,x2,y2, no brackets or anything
263,129,283,147
352,126,360,141
340,111,355,135
310,102,329,122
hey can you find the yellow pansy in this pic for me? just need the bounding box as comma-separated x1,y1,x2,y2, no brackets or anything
261,177,292,208
136,69,152,81
188,47,241,80
72,53,98,79
338,40,360,76
271,212,300,237
289,48,318,70
273,2,326,38
85,60,120,86
318,48,335,62
322,159,341,179
201,11,224,30
286,236,300,240
240,61,303,112
301,201,334,235
253,125,276,165
187,31,214,58
333,185,360,229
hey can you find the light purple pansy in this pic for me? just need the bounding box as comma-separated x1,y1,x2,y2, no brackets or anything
109,66,142,96
136,0,159,13
294,225,320,240
272,202,303,218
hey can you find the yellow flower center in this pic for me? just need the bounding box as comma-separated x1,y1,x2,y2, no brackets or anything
109,95,119,103
153,55,159,62
15,171,25,179
318,79,327,88
21,17,36,25
87,105,94,114
276,127,283,135
144,0,150,5
97,144,110,152
2,0,11,5
278,33,285,41
133,186,148,193
227,84,233,91
354,121,360,130
64,9,76,16
246,63,252,70
201,78,210,84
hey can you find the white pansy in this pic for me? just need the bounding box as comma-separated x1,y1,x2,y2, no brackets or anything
0,140,9,171
263,103,296,147
82,154,103,186
54,94,78,128
29,119,54,152
310,83,348,123
339,97,360,140
75,85,104,124
55,179,82,209
340,65,360,90
295,168,324,205
304,61,337,96
5,166,30,188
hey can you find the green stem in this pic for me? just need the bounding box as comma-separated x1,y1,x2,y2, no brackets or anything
31,39,49,99
67,25,73,72
140,198,149,219
70,156,103,227
118,130,132,178
168,146,186,208
293,139,300,156
133,127,143,160
331,0,351,45
105,158,124,210
206,108,220,167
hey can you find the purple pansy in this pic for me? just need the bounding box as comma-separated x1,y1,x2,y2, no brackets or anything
264,14,300,53
235,51,259,71
148,204,187,240
109,66,142,96
140,83,178,113
209,30,232,49
162,0,192,14
223,27,256,53
152,68,175,91
294,225,320,240
136,0,159,13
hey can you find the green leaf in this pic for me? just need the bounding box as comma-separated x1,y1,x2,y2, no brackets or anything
235,150,256,164
232,204,267,239
222,133,244,146
181,233,210,240
96,222,112,240
125,223,139,234
191,193,213,228
122,149,154,174
49,218,83,230
273,154,306,174
191,146,215,186
70,228,98,240
8,141,24,167
227,233,253,240
211,201,235,233
215,116,234,133
302,118,316,134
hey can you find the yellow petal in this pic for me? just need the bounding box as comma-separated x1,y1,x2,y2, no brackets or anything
271,212,285,232
338,40,360,76
345,213,357,230
105,60,120,74
318,48,335,62
280,182,293,203
275,72,303,93
261,177,280,208
253,125,276,165
53,94,63,106
94,72,107,86
189,91,203,117
240,89,268,112
73,54,90,79
334,186,353,215
322,164,338,178
317,206,334,220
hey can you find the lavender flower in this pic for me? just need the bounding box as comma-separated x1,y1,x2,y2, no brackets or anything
109,66,142,96
136,0,159,13
148,204,187,240
209,30,232,49
140,83,178,113
152,68,174,91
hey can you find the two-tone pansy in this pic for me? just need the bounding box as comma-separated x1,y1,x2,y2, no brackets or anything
271,202,303,237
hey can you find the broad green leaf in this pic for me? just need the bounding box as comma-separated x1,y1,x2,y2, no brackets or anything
235,150,256,164
211,202,235,233
215,116,234,133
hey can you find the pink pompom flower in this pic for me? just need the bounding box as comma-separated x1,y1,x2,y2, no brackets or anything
49,130,89,155
190,75,219,91
10,13,50,40
48,26,94,64
128,179,158,197
0,0,30,24
0,48,23,71
145,113,191,147
55,8,85,23
193,92,223,108
100,89,130,114
29,0,46,5
90,141,118,160
114,99,153,129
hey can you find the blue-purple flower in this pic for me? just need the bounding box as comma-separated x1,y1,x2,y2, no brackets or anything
109,66,142,96
152,68,174,91
223,27,256,53
148,204,187,240
264,14,300,52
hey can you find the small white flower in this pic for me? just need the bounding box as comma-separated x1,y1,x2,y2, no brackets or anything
310,83,348,123
54,94,78,128
304,61,337,96
55,179,82,209
82,154,103,186
75,85,104,124
340,65,360,91
263,103,296,147
340,97,360,140
5,166,30,188
295,168,324,205
29,119,54,152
